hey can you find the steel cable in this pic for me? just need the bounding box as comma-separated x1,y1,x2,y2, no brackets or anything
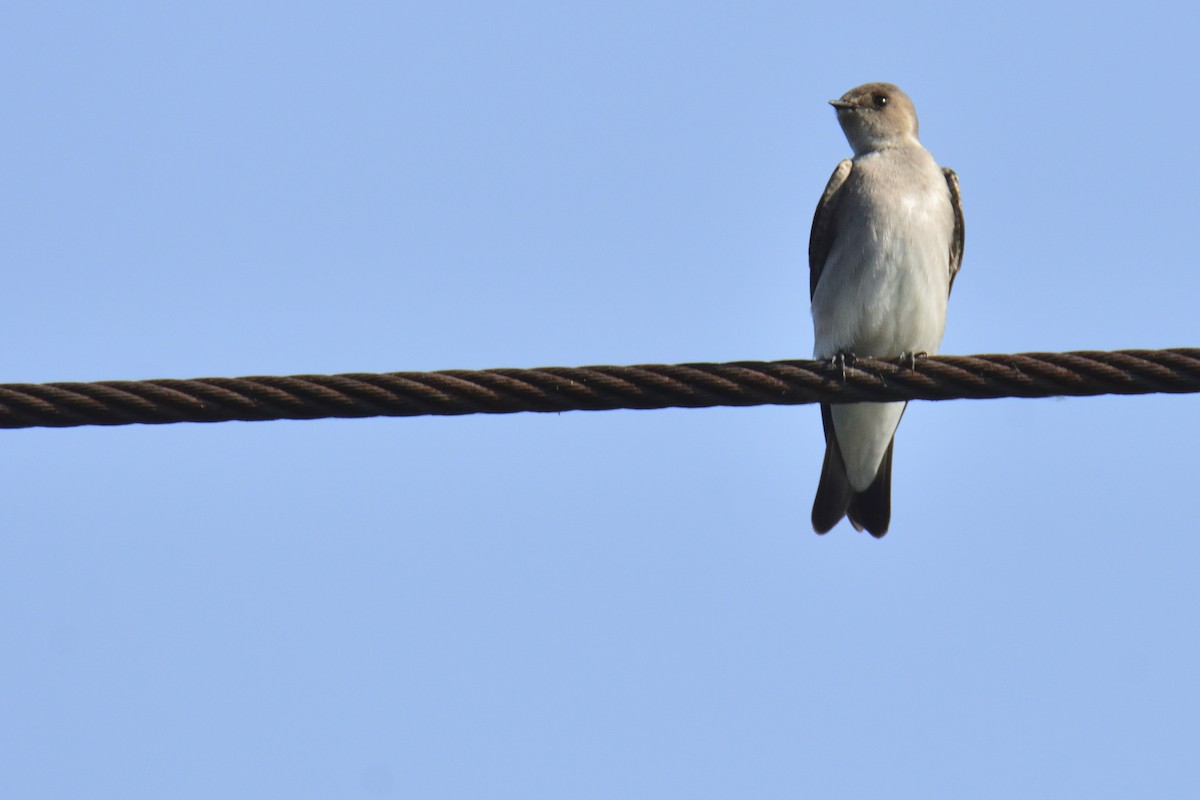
1,348,1196,430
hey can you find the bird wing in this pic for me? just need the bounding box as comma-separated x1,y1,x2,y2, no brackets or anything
809,159,853,300
943,167,965,296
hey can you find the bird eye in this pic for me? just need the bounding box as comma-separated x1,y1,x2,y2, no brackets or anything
873,94,889,108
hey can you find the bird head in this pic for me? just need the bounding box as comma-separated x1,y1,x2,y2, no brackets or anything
830,82,920,155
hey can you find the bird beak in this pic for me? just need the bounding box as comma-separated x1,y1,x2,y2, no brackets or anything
829,99,856,110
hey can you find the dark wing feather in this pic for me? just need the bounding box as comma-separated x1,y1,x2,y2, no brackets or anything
943,167,965,296
846,438,893,538
810,159,853,300
811,404,854,534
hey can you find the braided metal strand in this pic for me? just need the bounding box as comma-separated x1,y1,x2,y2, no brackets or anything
0,348,1196,430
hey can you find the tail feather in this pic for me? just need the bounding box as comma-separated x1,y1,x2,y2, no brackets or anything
812,405,853,534
811,404,894,537
847,439,892,537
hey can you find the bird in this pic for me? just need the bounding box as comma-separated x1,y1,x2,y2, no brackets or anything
809,82,964,537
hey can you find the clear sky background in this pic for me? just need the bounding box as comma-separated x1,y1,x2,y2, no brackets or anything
2,2,1198,797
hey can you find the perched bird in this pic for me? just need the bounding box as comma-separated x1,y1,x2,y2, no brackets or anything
809,82,964,537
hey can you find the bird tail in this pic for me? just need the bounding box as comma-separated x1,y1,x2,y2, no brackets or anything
811,404,893,538
847,440,892,537
812,406,854,533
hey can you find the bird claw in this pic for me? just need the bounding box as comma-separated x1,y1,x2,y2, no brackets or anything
830,352,857,382
899,351,928,371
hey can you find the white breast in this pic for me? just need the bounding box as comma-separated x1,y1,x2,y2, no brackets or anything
811,149,953,361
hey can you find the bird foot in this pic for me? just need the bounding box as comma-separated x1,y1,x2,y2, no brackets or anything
830,352,858,382
899,351,928,371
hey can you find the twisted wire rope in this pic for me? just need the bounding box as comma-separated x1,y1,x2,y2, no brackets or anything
1,348,1196,431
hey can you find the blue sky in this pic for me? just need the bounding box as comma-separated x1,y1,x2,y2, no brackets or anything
2,2,1198,797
